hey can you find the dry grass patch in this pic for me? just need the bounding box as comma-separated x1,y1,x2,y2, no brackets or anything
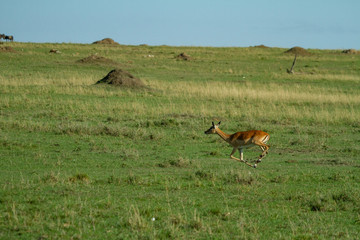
77,54,119,66
0,46,16,53
151,80,360,105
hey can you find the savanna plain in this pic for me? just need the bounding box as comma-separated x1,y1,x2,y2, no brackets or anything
0,42,360,239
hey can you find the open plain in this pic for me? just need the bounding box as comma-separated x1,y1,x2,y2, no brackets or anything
0,42,359,239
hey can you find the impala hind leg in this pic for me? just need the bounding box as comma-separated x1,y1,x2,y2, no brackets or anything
259,146,269,158
254,141,270,166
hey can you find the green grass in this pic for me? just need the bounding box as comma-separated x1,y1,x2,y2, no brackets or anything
1,42,360,239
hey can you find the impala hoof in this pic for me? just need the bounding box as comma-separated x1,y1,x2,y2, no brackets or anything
253,164,257,168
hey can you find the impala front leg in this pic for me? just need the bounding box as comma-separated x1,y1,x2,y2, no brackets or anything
230,148,255,168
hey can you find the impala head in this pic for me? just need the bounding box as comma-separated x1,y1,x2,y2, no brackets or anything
204,121,221,134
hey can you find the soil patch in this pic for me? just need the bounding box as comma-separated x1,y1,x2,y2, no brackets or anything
77,54,119,66
176,52,191,61
342,49,358,54
96,69,145,88
0,46,16,53
284,47,310,56
92,38,120,45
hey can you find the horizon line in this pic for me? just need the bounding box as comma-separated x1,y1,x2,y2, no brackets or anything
2,41,358,51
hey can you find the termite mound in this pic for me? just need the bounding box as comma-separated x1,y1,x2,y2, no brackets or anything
95,69,145,88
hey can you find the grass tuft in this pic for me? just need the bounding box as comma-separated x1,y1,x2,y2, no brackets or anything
68,173,90,183
222,170,255,185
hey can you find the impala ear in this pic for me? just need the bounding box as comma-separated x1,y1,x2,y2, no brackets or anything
218,121,221,125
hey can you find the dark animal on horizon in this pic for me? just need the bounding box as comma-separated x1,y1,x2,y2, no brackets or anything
4,35,14,42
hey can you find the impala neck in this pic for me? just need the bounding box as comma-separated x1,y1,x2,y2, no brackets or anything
215,128,231,143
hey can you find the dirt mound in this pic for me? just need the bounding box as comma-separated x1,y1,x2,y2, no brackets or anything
96,69,145,87
77,54,118,65
284,47,310,56
342,49,358,54
253,44,270,48
49,49,60,54
92,38,120,45
0,46,16,53
176,52,191,61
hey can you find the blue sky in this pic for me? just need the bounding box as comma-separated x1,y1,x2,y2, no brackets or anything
1,0,359,49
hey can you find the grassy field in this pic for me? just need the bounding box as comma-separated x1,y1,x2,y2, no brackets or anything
0,42,360,239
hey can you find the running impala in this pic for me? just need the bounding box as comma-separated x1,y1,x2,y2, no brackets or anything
204,122,270,168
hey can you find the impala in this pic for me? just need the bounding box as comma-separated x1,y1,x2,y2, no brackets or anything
204,122,270,168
